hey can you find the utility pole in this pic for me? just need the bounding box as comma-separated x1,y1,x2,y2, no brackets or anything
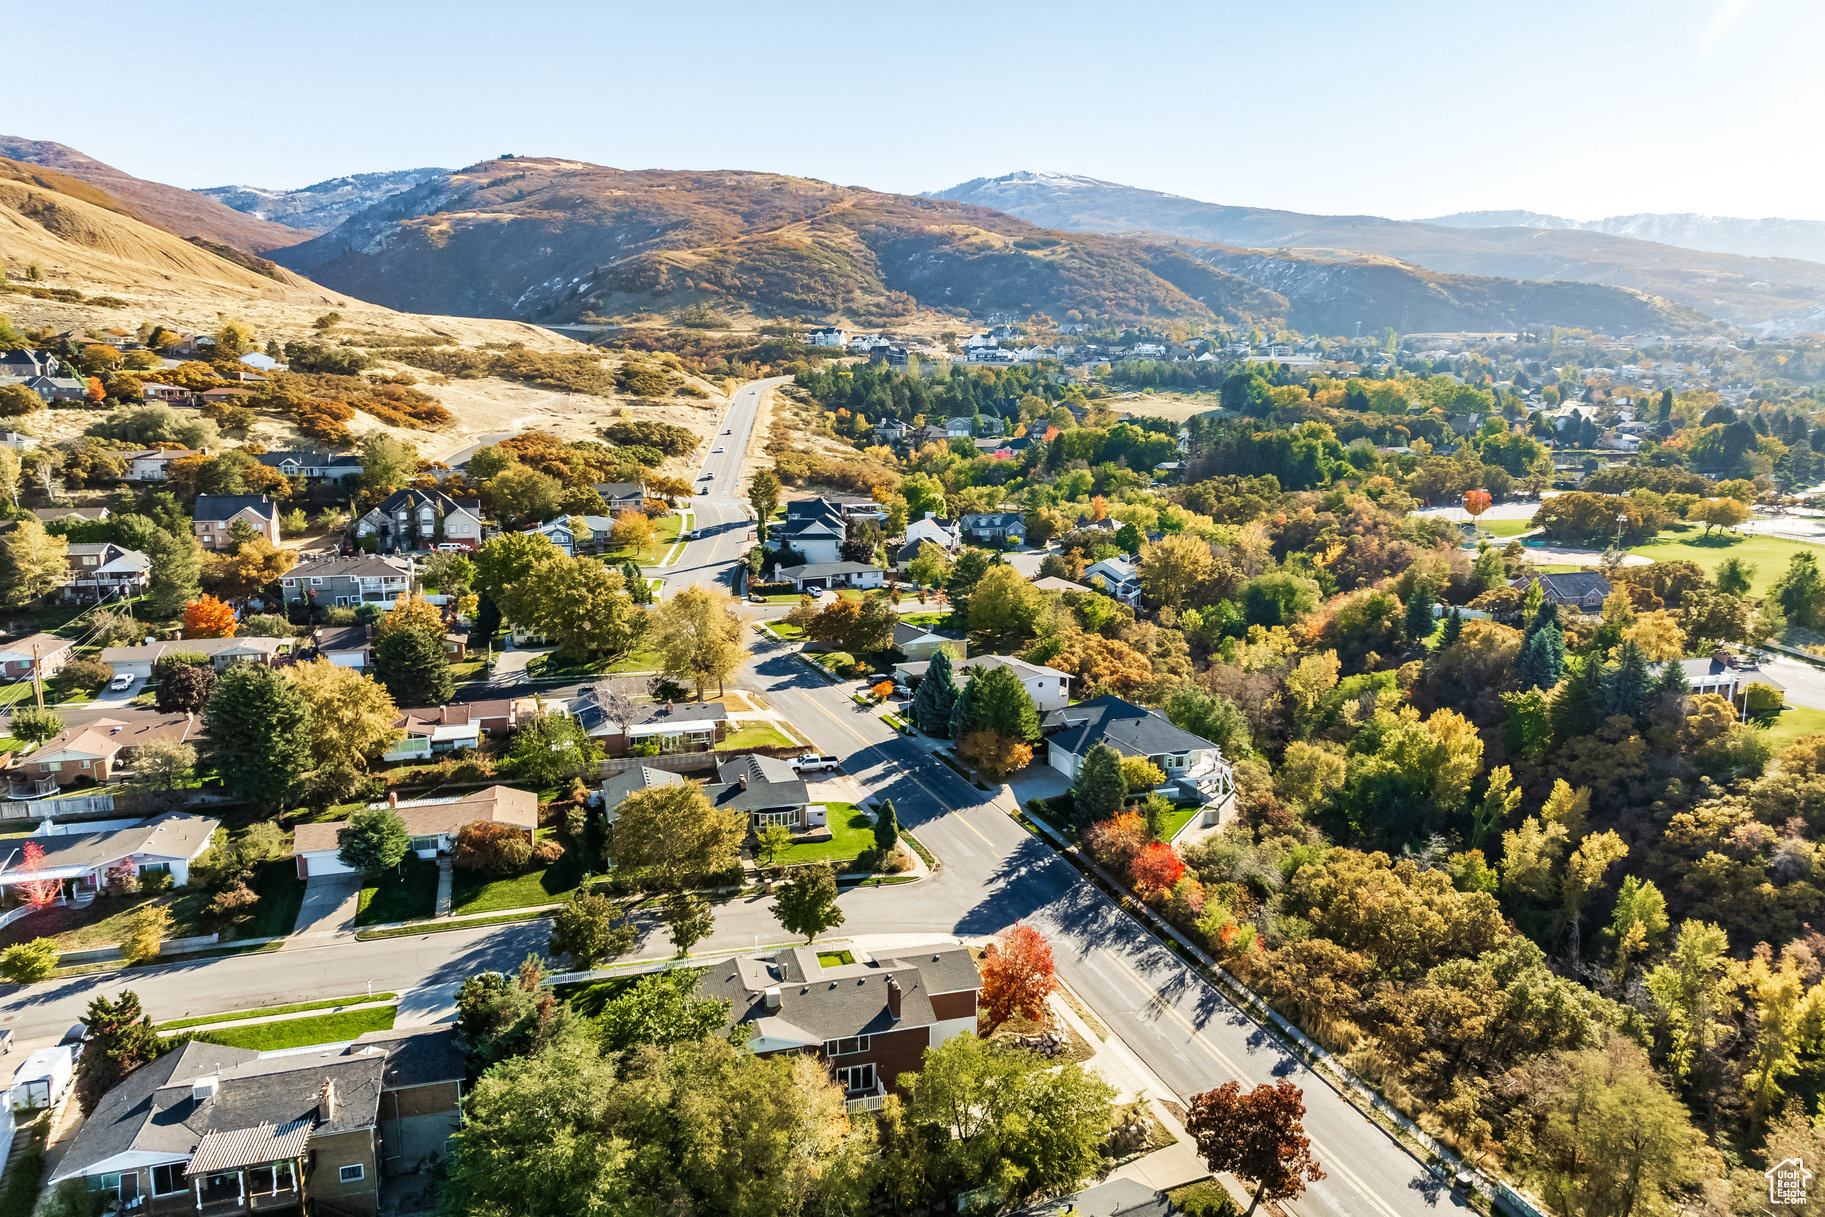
30,642,43,709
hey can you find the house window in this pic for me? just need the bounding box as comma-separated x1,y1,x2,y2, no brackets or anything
834,1063,875,1094
140,862,170,877
150,1163,185,1196
409,835,440,852
91,1173,139,1201
338,1164,365,1184
825,1035,870,1056
755,810,798,828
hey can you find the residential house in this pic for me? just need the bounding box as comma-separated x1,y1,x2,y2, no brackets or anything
806,326,848,348
1084,557,1142,606
704,754,820,830
594,482,646,513
100,637,292,682
1677,653,1786,711
48,1027,465,1215
355,488,486,553
778,499,847,564
31,506,110,526
385,699,538,753
18,716,200,789
126,449,205,483
0,633,74,682
1042,694,1235,812
909,424,950,449
279,554,415,608
313,624,372,669
192,495,279,551
292,786,536,877
599,764,686,828
945,417,975,438
893,654,1069,712
13,374,86,401
0,350,55,378
531,515,618,557
904,513,961,551
1509,570,1612,612
0,814,217,899
892,620,965,663
699,943,980,1110
960,512,1027,546
771,561,885,592
255,451,363,482
605,701,728,754
1031,575,1093,594
872,418,909,443
60,543,150,604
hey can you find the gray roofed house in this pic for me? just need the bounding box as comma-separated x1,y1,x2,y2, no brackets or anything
704,754,814,828
1676,653,1785,707
1042,694,1235,816
60,541,150,604
697,943,980,1109
960,512,1027,544
600,764,686,831
0,814,219,892
100,636,292,680
778,500,847,564
192,494,279,551
892,619,965,662
609,700,728,754
895,653,1071,711
279,553,413,607
31,506,109,524
1510,570,1613,611
255,451,363,481
594,482,645,510
771,561,885,591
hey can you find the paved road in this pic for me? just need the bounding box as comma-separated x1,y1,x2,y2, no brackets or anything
662,376,790,594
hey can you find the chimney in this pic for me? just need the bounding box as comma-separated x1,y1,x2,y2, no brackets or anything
665,700,675,715
317,1080,335,1123
885,976,902,1022
192,1075,218,1104
924,511,936,520
387,790,398,809
763,986,782,1012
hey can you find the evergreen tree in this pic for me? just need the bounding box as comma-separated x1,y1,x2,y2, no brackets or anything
473,592,502,643
1549,654,1606,743
204,664,311,811
1518,620,1565,690
1604,639,1654,725
1439,606,1464,648
1653,656,1691,700
958,663,1041,742
913,647,960,735
374,627,454,707
76,991,160,1113
947,672,978,743
1404,582,1435,642
1072,742,1127,827
621,560,653,605
145,527,203,617
873,800,900,855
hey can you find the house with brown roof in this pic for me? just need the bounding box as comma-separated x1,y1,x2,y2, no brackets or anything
382,698,543,763
699,944,980,1111
0,633,74,682
17,714,198,788
291,786,537,878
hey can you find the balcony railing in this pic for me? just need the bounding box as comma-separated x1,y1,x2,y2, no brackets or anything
843,1084,886,1113
382,737,433,762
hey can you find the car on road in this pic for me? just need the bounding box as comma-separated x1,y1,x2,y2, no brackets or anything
792,754,842,773
865,673,893,685
107,673,134,692
723,428,732,434
712,446,723,453
698,486,709,495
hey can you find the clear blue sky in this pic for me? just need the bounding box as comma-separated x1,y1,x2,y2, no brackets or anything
14,0,1821,221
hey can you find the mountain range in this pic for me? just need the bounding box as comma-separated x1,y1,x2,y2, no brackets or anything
2,139,1819,338
933,172,1825,334
1418,209,1825,265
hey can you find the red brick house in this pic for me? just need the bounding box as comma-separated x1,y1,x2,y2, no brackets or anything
698,944,980,1110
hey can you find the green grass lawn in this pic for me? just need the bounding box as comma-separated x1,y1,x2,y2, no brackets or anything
447,658,486,683
768,621,805,640
899,612,952,629
1628,527,1821,598
1158,806,1200,840
557,967,703,1017
356,856,439,926
602,514,683,565
158,993,397,1031
1166,1180,1241,1216
1480,518,1536,537
242,860,307,940
0,889,212,952
774,805,876,869
450,833,587,915
719,722,796,750
1758,704,1825,751
193,1005,396,1051
603,643,661,673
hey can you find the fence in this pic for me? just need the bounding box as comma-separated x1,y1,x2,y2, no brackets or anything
0,793,116,821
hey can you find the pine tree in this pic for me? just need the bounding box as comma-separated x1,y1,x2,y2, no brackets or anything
961,664,1040,742
1549,654,1606,743
145,527,204,617
1653,655,1691,700
873,799,899,855
1604,638,1653,725
1404,582,1435,642
1518,620,1565,690
1439,606,1464,648
203,664,312,811
914,647,960,735
1072,742,1127,828
947,672,978,743
374,628,454,708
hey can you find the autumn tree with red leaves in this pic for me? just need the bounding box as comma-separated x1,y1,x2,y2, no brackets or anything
1185,1079,1326,1216
15,840,60,906
978,923,1057,1036
182,595,237,638
1130,842,1186,899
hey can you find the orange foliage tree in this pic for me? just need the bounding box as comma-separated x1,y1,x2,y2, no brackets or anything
978,923,1057,1036
1463,488,1492,519
182,596,237,638
1084,811,1150,875
1130,842,1186,900
871,681,895,701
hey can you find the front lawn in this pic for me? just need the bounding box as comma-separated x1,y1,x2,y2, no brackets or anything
0,889,212,952
448,658,486,683
242,861,307,939
602,514,683,565
768,621,805,641
719,722,797,750
193,1005,396,1052
1158,806,1200,841
1480,519,1536,537
450,832,587,915
1628,527,1820,598
773,804,876,869
158,993,397,1031
527,644,660,678
356,856,439,926
1758,704,1825,752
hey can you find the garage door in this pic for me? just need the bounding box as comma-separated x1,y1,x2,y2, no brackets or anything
114,661,155,682
302,851,356,877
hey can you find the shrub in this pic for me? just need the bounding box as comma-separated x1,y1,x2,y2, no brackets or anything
205,882,260,925
55,658,114,694
1744,681,1785,720
532,838,565,866
0,937,60,983
448,755,495,783
453,821,533,876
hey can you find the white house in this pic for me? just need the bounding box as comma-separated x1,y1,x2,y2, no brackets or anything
1084,557,1142,606
806,327,849,348
904,513,961,551
894,653,1070,712
945,417,975,438
1041,695,1234,814
778,499,847,565
772,561,885,592
126,449,205,482
0,814,220,899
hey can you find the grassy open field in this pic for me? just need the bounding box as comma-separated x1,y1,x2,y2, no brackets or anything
1480,519,1536,537
1628,527,1821,598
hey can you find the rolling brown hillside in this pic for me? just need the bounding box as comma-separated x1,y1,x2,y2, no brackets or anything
275,157,1702,336
0,135,312,254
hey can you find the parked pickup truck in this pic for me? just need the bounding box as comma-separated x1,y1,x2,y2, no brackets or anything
792,754,842,773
